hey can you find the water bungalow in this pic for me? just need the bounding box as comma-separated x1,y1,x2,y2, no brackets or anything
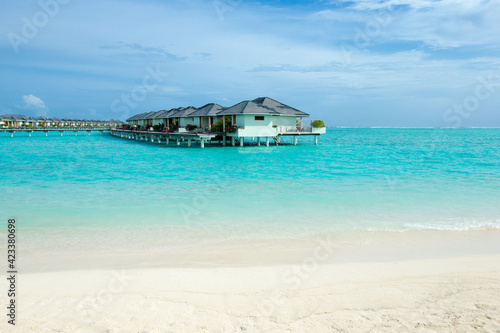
115,97,326,148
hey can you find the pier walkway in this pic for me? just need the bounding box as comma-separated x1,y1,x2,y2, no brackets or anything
110,129,219,148
0,127,112,137
1,127,320,147
110,129,319,148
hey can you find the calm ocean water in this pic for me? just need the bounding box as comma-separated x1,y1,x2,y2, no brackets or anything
2,129,500,241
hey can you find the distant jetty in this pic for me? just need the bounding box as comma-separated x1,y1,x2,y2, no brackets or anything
0,114,124,128
0,115,124,137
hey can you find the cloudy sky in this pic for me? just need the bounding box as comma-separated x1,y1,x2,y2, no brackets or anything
1,0,499,126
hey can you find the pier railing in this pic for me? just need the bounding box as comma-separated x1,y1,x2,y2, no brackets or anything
277,126,313,133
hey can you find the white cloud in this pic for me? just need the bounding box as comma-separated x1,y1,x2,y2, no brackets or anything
23,94,47,109
332,0,481,11
22,94,48,116
324,0,500,48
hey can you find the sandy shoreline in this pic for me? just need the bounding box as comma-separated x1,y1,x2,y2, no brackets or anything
17,228,500,271
2,230,500,332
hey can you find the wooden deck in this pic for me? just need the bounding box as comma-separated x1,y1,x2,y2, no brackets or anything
110,129,220,148
279,131,321,136
110,129,319,147
1,127,320,146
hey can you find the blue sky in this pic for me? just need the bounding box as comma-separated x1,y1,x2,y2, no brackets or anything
1,0,499,126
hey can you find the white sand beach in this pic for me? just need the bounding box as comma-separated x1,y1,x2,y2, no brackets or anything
2,230,500,332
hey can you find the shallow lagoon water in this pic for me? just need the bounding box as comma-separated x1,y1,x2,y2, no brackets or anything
2,128,500,240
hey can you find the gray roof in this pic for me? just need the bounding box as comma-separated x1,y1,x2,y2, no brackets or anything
179,106,198,117
217,100,280,116
151,110,171,119
1,114,34,121
218,97,309,117
253,97,309,117
143,111,162,120
190,103,225,116
168,106,198,118
125,97,309,121
126,112,149,121
166,107,184,118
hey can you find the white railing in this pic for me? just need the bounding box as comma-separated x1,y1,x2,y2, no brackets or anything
277,126,313,133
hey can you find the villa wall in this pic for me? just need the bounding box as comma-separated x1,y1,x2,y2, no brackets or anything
152,119,163,126
200,117,210,131
235,115,277,137
272,116,297,127
180,117,199,128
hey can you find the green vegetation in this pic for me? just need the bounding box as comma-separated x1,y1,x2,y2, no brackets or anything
169,124,180,132
311,120,326,128
210,121,223,132
226,125,237,133
185,124,198,131
211,117,237,133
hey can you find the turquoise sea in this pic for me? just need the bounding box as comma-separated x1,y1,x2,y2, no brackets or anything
2,129,500,247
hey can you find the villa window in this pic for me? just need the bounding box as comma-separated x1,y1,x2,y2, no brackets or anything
255,116,264,121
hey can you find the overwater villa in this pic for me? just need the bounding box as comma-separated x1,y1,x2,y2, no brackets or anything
117,97,326,147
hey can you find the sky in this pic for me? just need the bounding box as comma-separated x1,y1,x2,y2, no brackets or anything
1,0,499,127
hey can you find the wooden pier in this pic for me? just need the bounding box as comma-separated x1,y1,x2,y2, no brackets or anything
110,129,219,148
0,127,112,137
1,127,320,146
279,131,321,145
110,129,320,148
